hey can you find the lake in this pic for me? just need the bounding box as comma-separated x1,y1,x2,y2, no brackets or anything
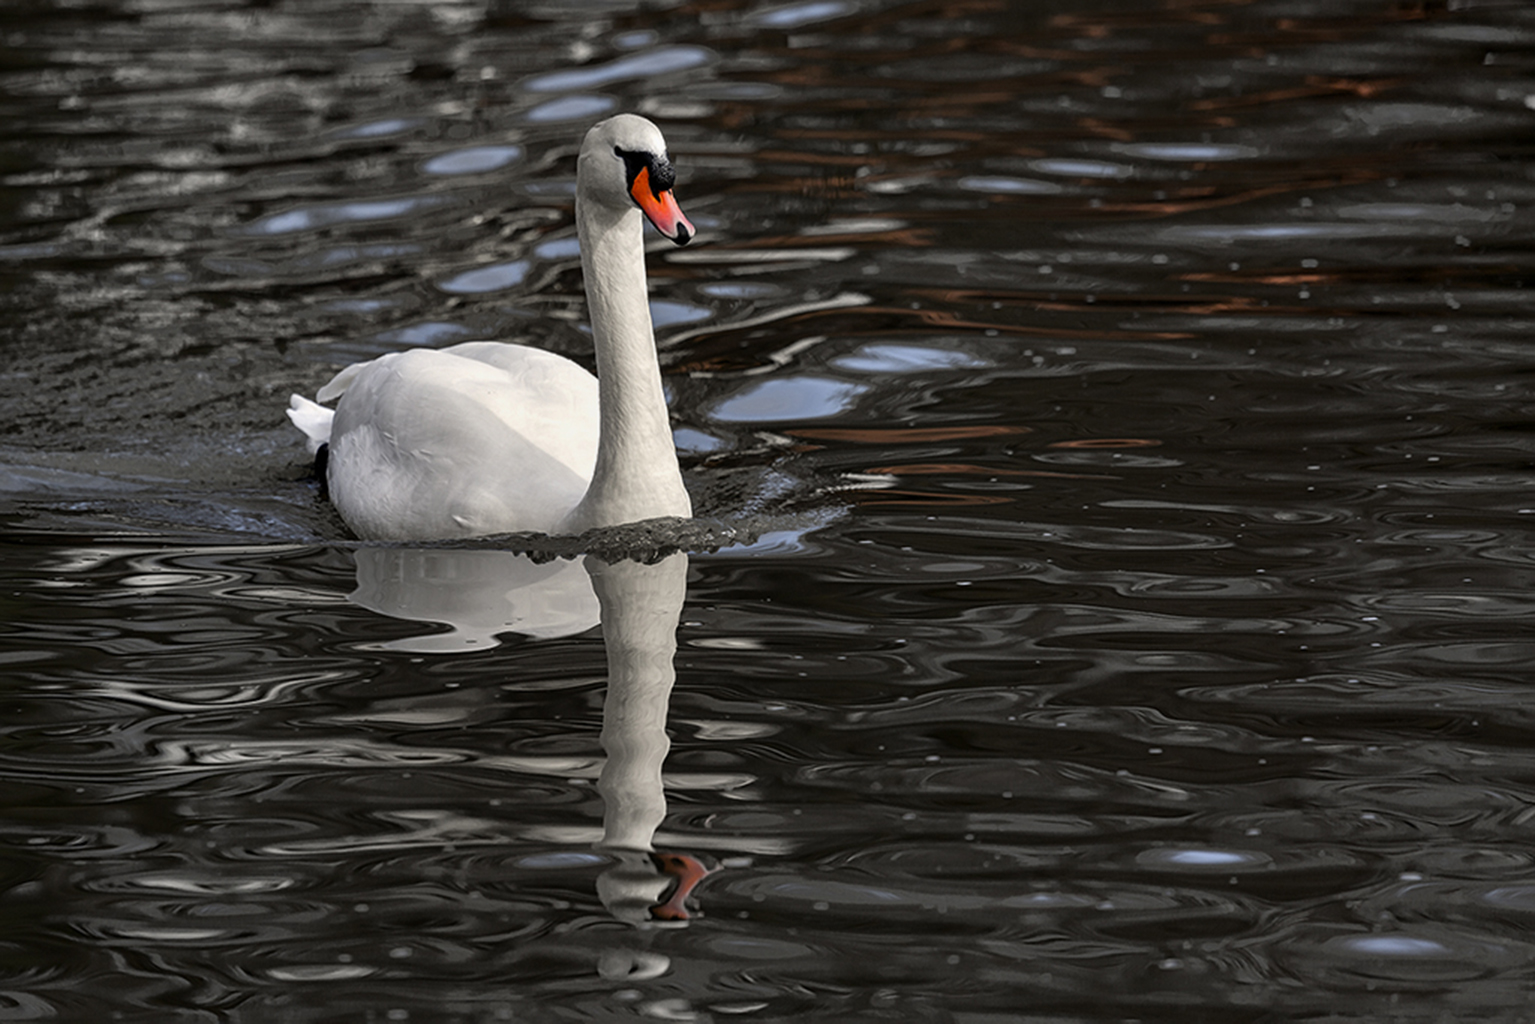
2,0,1535,1020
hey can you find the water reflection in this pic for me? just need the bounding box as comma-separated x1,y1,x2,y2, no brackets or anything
237,195,452,237
522,46,714,94
587,553,714,932
346,545,714,942
420,145,523,177
349,548,599,652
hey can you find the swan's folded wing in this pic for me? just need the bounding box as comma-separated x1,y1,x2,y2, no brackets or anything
318,359,379,403
439,342,600,470
325,346,600,539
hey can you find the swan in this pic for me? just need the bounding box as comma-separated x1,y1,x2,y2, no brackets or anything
286,114,695,540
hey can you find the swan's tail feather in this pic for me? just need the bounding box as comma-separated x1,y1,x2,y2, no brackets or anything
286,394,334,455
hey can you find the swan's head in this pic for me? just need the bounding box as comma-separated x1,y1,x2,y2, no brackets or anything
578,114,694,245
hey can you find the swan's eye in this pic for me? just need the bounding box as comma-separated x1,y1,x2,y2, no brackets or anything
614,146,674,198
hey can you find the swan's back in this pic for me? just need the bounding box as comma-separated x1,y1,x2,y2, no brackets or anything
323,342,600,540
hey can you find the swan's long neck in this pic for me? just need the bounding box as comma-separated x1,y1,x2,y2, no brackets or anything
561,199,691,534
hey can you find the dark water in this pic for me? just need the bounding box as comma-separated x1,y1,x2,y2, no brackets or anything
4,0,1535,1019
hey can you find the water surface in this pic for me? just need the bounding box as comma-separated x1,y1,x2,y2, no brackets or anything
3,0,1535,1020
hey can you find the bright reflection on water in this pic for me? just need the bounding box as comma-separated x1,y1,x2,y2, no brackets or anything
3,0,1535,1020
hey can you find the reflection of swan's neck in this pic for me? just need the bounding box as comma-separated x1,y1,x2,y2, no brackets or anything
560,194,691,534
588,553,688,851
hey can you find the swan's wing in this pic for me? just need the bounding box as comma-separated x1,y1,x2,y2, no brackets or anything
325,345,600,539
440,340,583,376
316,360,370,404
315,340,580,403
436,343,600,470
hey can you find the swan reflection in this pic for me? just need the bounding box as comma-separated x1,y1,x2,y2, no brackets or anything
349,547,599,652
345,545,712,929
587,552,713,927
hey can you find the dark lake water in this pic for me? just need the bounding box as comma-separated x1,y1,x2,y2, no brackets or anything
4,0,1535,1019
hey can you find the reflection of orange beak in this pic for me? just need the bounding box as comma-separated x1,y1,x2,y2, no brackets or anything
649,851,713,921
630,167,694,245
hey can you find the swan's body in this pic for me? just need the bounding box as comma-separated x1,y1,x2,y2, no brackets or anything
287,114,695,540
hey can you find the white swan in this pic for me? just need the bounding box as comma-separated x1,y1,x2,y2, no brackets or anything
287,114,695,540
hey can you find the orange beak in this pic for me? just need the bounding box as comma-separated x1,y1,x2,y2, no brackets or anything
630,166,694,245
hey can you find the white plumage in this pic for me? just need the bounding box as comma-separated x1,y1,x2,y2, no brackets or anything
287,115,696,541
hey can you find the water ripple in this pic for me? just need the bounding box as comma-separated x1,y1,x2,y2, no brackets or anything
6,0,1535,1017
